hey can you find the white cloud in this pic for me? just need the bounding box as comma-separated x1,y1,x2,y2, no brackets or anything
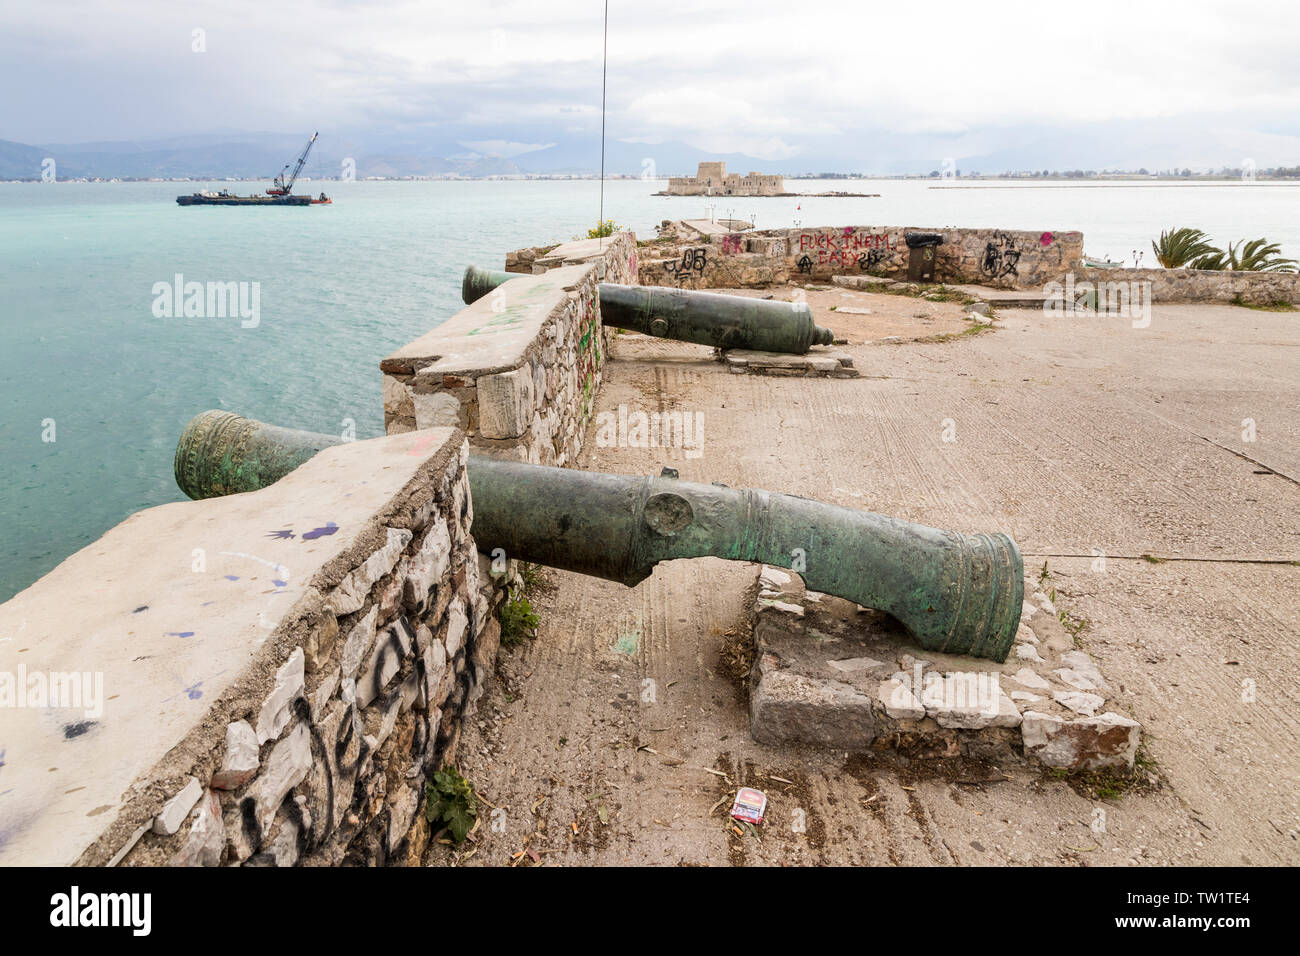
1,0,1298,167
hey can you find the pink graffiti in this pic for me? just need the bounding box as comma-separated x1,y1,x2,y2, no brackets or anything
721,234,743,255
1040,232,1054,246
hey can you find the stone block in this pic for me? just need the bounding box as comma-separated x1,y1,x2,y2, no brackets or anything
256,647,305,745
1021,710,1141,771
477,366,535,439
212,720,260,790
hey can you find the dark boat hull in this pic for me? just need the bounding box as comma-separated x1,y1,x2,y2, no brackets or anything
176,193,313,206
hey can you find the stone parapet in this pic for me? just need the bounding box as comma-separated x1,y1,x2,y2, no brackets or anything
639,223,1083,290
0,428,501,866
382,232,638,467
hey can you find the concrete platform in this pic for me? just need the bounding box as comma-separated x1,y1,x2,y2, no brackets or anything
439,300,1299,867
747,566,1140,770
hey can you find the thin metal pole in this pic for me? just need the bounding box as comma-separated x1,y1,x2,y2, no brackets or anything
599,0,608,250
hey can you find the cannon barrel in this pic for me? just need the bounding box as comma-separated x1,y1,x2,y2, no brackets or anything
174,412,1023,661
595,283,835,354
461,265,521,306
459,266,835,354
468,457,1021,660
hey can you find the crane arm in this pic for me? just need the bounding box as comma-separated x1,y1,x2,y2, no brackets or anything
272,132,319,194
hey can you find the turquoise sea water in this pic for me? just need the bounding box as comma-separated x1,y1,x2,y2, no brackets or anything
2,177,1298,601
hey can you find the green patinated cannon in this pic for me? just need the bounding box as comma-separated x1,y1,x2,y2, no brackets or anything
461,265,520,306
174,411,1024,661
460,265,835,354
173,409,342,500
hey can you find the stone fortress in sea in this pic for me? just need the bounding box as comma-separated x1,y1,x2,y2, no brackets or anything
664,161,786,196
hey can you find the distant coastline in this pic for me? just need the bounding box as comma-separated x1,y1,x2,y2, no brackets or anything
7,173,1300,185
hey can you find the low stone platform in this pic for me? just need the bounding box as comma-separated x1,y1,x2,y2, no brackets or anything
717,348,860,378
747,566,1141,771
831,275,900,292
948,284,1050,308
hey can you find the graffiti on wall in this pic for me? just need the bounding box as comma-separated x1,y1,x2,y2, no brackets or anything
721,234,744,255
857,248,887,272
980,232,1021,279
578,297,601,416
663,247,707,282
794,228,894,269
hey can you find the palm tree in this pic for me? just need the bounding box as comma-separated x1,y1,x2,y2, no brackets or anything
1191,238,1297,272
1151,227,1219,268
1232,238,1296,272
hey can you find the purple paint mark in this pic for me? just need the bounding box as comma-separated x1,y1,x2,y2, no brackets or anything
201,601,215,607
184,682,203,700
167,631,195,639
266,530,295,539
302,522,339,540
223,575,239,581
272,579,287,588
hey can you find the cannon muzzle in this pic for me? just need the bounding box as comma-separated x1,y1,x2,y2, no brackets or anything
598,283,834,354
174,411,1023,661
461,265,521,305
174,409,342,501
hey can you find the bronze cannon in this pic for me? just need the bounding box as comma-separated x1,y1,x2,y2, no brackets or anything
460,265,835,355
174,411,1024,661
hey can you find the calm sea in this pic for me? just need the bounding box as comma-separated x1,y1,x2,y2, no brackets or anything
2,177,1298,600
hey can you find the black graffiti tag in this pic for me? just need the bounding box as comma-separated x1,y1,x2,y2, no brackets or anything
664,247,707,282
980,233,1021,279
857,248,887,272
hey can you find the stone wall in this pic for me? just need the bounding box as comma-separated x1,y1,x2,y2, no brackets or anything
0,428,503,866
381,232,638,467
639,223,1083,290
1075,267,1300,305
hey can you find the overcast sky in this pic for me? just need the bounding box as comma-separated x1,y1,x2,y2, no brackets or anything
4,0,1300,168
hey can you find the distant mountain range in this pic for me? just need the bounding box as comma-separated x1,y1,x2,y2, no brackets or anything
0,131,789,181
4,114,1299,181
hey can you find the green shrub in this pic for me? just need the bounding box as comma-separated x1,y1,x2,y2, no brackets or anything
424,766,477,842
499,592,540,646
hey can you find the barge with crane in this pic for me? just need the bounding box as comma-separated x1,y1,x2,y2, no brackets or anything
176,132,332,206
